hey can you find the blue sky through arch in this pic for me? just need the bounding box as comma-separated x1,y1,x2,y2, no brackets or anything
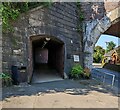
95,34,120,49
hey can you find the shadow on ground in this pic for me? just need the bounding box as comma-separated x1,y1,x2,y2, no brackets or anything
2,79,119,101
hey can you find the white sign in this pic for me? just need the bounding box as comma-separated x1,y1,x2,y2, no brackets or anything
73,55,80,62
13,49,21,55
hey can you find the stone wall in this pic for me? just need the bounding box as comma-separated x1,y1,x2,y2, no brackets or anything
81,2,105,21
0,20,2,73
81,2,120,69
81,2,120,21
2,2,120,77
104,2,120,12
2,3,83,79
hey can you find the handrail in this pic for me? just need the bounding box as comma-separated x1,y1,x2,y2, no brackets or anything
93,68,115,87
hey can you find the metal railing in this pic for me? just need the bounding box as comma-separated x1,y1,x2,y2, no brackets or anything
92,68,116,87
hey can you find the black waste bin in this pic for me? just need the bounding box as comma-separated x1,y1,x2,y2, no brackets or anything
18,66,27,82
11,65,19,85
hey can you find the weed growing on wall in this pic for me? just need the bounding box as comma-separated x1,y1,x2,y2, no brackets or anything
1,2,52,33
76,2,84,32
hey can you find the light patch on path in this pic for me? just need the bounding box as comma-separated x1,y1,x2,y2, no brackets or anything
2,91,118,108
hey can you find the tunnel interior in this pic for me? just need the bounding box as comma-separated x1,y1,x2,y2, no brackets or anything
32,37,64,83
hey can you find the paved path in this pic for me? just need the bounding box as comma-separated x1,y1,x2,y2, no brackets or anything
1,79,119,108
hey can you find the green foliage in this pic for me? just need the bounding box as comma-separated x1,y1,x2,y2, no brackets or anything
70,65,91,79
76,2,84,32
2,3,20,32
0,73,12,87
1,2,52,32
0,72,11,78
93,46,105,63
106,41,116,53
70,64,84,79
76,2,84,21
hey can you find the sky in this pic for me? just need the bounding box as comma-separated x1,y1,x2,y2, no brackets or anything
95,34,120,49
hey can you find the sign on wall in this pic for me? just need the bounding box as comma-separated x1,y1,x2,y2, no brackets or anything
73,55,80,62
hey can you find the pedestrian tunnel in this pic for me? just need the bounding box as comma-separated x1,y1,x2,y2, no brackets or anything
31,37,64,83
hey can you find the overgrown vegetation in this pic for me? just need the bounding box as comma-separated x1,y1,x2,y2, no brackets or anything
76,2,84,32
0,73,12,87
1,2,52,32
69,64,91,79
1,2,84,33
70,64,84,79
76,2,84,21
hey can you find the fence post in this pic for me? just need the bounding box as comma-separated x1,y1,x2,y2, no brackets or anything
112,75,115,87
103,74,106,83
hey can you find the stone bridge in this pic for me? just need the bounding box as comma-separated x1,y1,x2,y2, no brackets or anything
81,2,120,69
1,2,120,82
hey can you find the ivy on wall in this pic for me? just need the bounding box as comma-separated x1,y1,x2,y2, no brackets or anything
2,2,20,32
76,2,84,32
1,2,84,33
1,2,52,33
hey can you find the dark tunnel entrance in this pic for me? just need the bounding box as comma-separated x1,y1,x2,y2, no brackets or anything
31,37,64,83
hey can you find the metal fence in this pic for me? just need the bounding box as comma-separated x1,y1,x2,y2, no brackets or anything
91,68,118,88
